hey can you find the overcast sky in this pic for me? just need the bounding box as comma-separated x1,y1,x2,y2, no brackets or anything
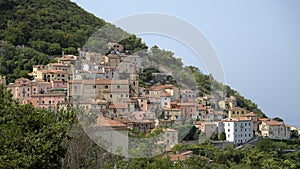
72,0,300,127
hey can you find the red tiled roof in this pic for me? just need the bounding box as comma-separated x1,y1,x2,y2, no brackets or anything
265,120,284,126
245,112,257,117
96,117,127,127
49,63,68,67
108,104,127,109
259,118,269,122
58,56,76,61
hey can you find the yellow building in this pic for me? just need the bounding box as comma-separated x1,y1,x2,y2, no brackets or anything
228,107,249,118
36,70,70,83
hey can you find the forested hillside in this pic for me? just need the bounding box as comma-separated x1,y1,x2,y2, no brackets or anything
0,0,105,54
0,0,265,117
0,0,147,83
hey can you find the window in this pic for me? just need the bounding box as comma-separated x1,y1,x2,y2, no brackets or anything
117,85,120,89
228,129,230,132
105,85,108,89
110,94,112,98
121,94,123,98
49,101,51,104
93,85,96,89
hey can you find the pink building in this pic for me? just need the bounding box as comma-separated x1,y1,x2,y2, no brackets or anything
6,78,66,109
30,93,66,109
51,80,67,89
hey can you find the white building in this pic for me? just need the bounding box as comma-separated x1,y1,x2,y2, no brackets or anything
160,93,171,109
222,117,254,144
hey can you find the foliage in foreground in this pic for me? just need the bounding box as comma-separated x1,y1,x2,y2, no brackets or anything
0,85,75,168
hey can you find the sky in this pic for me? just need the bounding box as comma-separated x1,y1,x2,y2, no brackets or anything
72,0,300,127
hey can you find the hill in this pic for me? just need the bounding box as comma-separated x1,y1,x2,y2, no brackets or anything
0,0,266,117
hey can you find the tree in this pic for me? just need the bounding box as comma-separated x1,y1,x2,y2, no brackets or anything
273,117,283,122
211,132,218,141
0,84,75,168
290,130,299,139
219,132,226,141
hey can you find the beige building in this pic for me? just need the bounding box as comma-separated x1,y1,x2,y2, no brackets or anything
245,112,259,132
58,55,77,65
37,70,70,83
94,116,129,156
259,120,290,140
0,76,6,85
196,122,218,138
160,128,178,151
68,78,129,104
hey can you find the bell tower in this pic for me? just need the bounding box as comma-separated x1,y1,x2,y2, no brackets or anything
130,64,139,94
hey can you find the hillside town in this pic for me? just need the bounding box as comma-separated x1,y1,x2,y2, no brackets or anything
2,42,299,153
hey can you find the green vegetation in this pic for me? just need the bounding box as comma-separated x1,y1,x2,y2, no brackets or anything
0,42,53,83
0,85,75,168
0,0,147,83
71,138,300,168
0,0,106,55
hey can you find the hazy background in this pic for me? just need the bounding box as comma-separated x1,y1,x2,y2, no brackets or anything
72,0,300,127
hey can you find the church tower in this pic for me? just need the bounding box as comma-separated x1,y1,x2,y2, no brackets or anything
130,64,139,94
